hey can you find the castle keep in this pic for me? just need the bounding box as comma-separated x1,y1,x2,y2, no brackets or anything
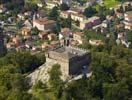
46,46,91,77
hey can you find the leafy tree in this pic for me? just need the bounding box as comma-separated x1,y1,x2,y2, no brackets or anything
83,6,97,18
0,27,7,57
126,30,132,48
16,20,23,29
49,64,63,98
0,51,45,73
31,27,39,35
60,3,70,11
62,17,72,29
24,3,38,12
32,81,47,91
75,0,87,6
98,5,106,21
48,6,59,21
103,82,129,100
91,52,116,83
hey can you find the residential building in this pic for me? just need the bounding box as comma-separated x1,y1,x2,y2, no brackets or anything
80,16,101,29
60,9,86,22
17,13,25,20
46,2,58,9
33,18,56,32
59,28,72,40
38,32,48,39
124,11,132,30
60,11,71,18
71,13,86,22
21,28,31,36
60,0,72,6
89,39,104,46
48,33,57,41
73,32,83,44
0,5,6,13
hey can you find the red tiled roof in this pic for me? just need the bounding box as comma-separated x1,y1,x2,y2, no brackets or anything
33,18,56,25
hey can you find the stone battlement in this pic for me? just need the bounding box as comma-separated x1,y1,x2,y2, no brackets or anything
46,46,91,76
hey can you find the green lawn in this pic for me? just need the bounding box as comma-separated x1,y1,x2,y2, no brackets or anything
104,0,121,8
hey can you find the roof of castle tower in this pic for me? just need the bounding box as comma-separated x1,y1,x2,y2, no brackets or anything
49,46,89,59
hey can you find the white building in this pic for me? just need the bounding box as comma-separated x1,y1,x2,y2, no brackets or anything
124,11,132,30
60,0,72,6
33,18,56,32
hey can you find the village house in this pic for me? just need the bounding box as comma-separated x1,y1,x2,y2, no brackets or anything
38,32,48,39
41,42,49,50
37,10,47,18
80,16,101,29
123,2,132,11
59,28,72,40
60,0,72,6
89,39,104,46
32,45,41,51
0,4,6,13
71,13,86,22
24,20,32,28
48,33,57,41
21,28,31,36
60,9,86,22
101,20,109,28
86,0,97,6
60,11,71,19
124,11,132,30
12,36,22,46
116,12,124,20
33,18,56,32
106,15,114,22
117,32,130,47
73,32,83,44
17,13,25,20
6,42,16,49
46,1,58,9
116,23,125,30
50,41,60,47
23,35,32,41
24,11,32,17
25,41,33,49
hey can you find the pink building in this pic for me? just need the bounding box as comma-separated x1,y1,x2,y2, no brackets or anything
80,16,101,29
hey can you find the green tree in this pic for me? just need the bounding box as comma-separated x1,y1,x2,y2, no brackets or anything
31,27,39,35
83,6,97,18
0,27,7,57
48,6,59,21
103,82,129,100
16,20,23,29
49,64,63,98
91,52,116,83
60,3,69,11
98,5,106,21
62,17,72,29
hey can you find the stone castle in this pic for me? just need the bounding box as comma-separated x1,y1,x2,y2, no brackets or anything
46,46,91,78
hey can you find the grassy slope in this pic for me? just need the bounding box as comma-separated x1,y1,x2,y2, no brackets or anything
104,0,121,8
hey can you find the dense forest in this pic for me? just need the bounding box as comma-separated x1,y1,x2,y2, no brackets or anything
0,41,131,100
